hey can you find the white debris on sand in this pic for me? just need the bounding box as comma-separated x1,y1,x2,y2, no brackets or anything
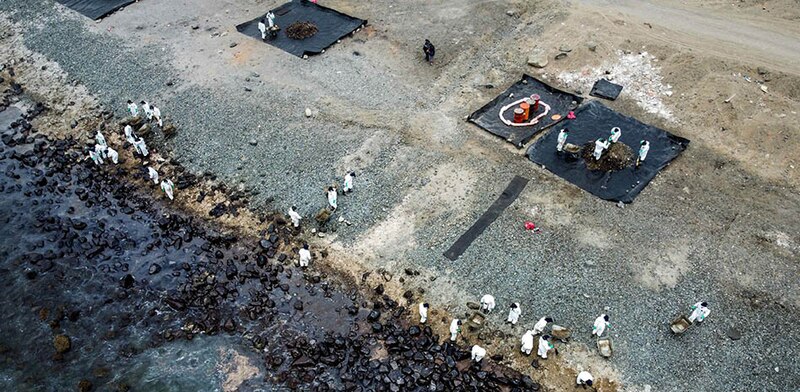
557,51,675,122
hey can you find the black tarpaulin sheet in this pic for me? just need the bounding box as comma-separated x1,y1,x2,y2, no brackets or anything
527,101,689,203
444,176,529,261
468,75,583,148
55,0,134,20
236,0,366,57
590,79,623,100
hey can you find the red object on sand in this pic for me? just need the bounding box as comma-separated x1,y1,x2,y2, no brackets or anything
525,221,537,230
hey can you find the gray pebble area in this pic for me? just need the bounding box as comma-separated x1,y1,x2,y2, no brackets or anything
2,1,798,391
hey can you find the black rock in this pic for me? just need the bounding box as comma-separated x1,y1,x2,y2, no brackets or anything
120,274,135,288
367,310,381,322
148,264,162,275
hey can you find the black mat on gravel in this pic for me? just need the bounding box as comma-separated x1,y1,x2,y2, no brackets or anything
590,79,623,100
444,176,529,261
55,0,134,20
527,101,689,203
236,0,366,57
468,75,583,148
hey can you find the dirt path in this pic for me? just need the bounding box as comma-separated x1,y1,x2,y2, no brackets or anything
577,0,800,75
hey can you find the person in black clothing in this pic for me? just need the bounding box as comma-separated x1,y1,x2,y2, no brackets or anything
423,39,435,64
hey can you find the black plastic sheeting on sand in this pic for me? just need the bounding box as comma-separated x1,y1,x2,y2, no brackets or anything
55,0,134,20
527,101,689,203
590,79,623,100
468,75,583,148
236,0,366,57
444,176,529,261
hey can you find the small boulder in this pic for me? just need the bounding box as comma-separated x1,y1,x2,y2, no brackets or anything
54,334,71,353
527,49,548,68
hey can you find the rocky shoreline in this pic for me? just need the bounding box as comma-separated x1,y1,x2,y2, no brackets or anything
0,64,542,391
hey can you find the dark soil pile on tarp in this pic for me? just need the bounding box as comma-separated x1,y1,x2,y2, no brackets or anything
286,21,318,39
581,142,633,171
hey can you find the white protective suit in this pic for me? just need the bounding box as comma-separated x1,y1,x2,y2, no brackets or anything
537,336,552,359
288,207,302,227
160,179,174,200
592,314,609,337
89,151,103,165
471,345,486,362
299,248,312,267
152,106,163,127
95,130,107,147
95,144,108,158
419,303,428,323
609,127,621,143
327,189,338,210
639,141,650,163
134,138,149,157
593,139,610,160
142,102,153,120
533,317,549,335
449,319,461,341
480,294,496,313
557,129,568,152
147,167,159,184
507,303,522,325
521,330,535,355
124,125,136,144
107,147,119,164
577,371,594,386
688,302,710,323
127,102,139,117
267,12,275,28
343,173,354,193
258,21,267,40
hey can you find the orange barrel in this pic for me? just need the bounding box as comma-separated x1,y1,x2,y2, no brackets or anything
531,94,541,112
513,108,526,123
520,101,531,120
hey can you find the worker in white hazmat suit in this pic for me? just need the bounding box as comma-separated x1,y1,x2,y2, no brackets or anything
133,138,149,157
147,167,159,184
556,128,569,152
520,330,535,355
95,144,107,159
608,127,621,143
151,104,163,127
160,179,174,200
288,206,302,228
127,100,138,117
471,345,486,362
636,140,650,167
343,171,355,194
95,130,107,147
107,147,119,164
449,319,461,341
140,101,153,120
124,125,136,144
326,186,338,210
533,316,553,335
267,11,276,28
592,314,610,337
480,294,496,313
88,151,104,165
258,18,267,40
299,243,312,268
537,335,554,359
593,138,610,160
507,303,522,325
419,303,429,323
688,301,710,323
577,371,594,388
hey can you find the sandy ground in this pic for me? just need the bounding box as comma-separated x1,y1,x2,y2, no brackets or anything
2,0,799,390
